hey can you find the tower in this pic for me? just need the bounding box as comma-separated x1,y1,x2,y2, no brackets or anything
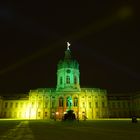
56,42,80,91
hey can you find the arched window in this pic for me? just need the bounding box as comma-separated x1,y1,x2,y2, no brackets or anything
60,77,63,85
74,97,78,107
59,97,64,107
66,76,70,84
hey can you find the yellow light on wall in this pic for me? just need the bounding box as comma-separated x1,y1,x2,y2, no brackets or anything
56,112,59,115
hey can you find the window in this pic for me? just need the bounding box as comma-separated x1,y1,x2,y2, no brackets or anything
5,102,8,108
108,102,110,106
74,97,78,107
52,101,55,108
102,102,105,108
83,102,85,108
15,103,18,108
38,112,41,117
39,96,42,99
89,102,91,108
45,112,47,117
74,76,77,84
66,76,70,84
59,97,64,107
60,77,63,85
45,102,48,108
38,102,42,108
95,102,98,108
10,102,13,108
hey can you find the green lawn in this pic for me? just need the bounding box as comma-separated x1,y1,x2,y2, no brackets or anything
0,119,140,140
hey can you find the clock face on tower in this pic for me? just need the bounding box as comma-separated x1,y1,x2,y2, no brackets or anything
66,69,71,73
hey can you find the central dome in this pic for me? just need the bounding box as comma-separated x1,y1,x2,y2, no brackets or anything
56,43,80,91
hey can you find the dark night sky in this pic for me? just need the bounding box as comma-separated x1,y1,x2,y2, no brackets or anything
0,1,139,94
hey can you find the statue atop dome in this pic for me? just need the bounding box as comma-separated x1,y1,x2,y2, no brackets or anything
67,42,70,50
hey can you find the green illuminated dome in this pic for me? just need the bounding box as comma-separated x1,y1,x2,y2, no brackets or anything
56,44,80,91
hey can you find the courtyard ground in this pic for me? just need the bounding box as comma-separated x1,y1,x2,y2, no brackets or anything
0,119,140,140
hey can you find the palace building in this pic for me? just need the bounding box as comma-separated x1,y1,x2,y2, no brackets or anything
0,43,140,120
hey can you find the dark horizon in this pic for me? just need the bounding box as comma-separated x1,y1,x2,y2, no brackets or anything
0,1,139,94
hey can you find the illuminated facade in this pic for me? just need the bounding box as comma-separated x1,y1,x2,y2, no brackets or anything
0,44,140,119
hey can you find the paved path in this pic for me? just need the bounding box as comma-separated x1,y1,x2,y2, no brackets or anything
0,121,34,140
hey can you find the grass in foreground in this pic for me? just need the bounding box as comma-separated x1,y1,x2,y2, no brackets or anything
0,119,140,140
29,119,140,140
